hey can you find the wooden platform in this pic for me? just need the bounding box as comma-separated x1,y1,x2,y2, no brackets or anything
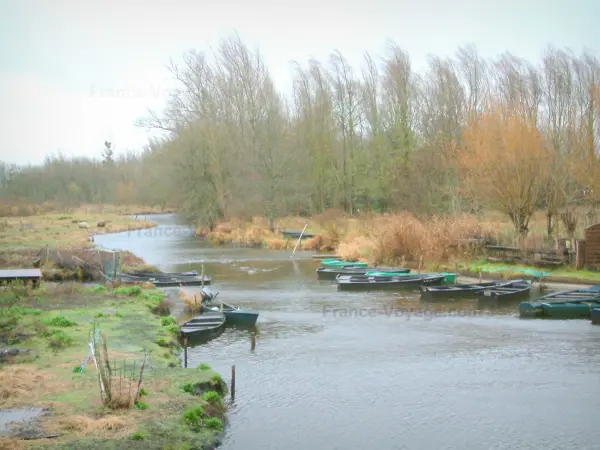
0,269,43,287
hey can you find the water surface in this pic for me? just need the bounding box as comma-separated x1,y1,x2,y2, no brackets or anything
96,214,600,450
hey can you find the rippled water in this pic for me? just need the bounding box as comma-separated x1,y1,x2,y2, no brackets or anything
96,214,600,450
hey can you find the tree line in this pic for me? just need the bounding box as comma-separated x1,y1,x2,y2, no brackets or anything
2,36,599,238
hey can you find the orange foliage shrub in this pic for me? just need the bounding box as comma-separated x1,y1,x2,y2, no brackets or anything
458,102,548,238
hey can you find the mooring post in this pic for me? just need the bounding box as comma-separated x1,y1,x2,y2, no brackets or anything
231,365,236,401
250,332,256,351
183,337,188,368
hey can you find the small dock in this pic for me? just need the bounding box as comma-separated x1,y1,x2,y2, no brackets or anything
0,269,43,288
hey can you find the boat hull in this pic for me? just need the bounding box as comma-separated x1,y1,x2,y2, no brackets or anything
316,267,410,281
201,304,259,326
520,299,600,319
120,274,211,287
476,280,532,302
337,275,445,291
320,259,368,269
592,308,600,325
420,281,499,300
519,287,600,319
180,311,226,342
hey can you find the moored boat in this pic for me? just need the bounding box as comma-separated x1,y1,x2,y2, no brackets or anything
320,259,368,269
519,287,600,319
119,273,211,287
316,266,410,280
126,270,199,277
420,281,501,300
336,273,447,291
592,308,600,325
476,280,532,302
180,311,226,342
281,230,315,239
201,302,259,326
367,271,456,284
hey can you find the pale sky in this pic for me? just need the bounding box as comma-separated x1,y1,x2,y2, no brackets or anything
0,0,598,166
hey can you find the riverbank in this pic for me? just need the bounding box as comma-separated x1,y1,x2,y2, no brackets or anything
0,209,159,276
197,211,600,286
0,282,227,449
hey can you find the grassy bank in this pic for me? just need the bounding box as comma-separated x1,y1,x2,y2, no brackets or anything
0,202,177,218
0,283,226,450
0,208,157,274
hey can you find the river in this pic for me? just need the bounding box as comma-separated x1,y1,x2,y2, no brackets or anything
96,214,600,450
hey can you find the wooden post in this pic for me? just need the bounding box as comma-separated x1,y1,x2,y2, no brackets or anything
290,224,308,259
183,337,188,368
201,261,205,288
250,332,256,351
231,365,236,401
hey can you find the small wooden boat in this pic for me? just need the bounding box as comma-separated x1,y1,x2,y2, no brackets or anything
126,270,198,277
519,287,600,319
476,280,532,301
316,266,410,280
320,259,368,269
336,274,446,291
201,302,259,326
592,308,600,325
119,273,211,287
420,281,501,299
180,311,226,341
367,271,456,284
281,230,315,239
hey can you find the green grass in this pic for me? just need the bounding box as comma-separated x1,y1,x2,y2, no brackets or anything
0,283,226,448
464,259,600,283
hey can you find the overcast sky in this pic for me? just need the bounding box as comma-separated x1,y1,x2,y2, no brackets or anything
0,0,598,166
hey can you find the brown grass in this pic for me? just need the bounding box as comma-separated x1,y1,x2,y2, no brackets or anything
0,201,175,218
336,213,492,265
180,291,202,313
0,366,52,408
56,414,130,433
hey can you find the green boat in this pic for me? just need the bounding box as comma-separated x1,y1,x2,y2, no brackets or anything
519,287,600,319
592,308,600,325
364,271,456,284
320,259,368,269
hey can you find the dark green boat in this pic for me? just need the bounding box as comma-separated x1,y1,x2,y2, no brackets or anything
199,288,259,327
337,273,448,291
519,286,600,319
316,266,410,281
592,308,600,325
320,259,368,269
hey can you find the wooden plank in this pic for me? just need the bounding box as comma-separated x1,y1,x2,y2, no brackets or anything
0,269,42,279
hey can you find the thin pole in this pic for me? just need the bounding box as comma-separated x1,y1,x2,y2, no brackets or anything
290,224,308,259
231,365,236,401
183,337,188,368
201,260,205,288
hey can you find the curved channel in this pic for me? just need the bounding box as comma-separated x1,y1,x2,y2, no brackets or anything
95,213,600,450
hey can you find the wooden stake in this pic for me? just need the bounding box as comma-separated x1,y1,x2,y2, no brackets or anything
250,332,256,351
183,337,188,368
231,365,236,401
201,261,205,288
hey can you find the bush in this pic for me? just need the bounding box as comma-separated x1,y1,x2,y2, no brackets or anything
43,316,77,327
47,330,74,349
